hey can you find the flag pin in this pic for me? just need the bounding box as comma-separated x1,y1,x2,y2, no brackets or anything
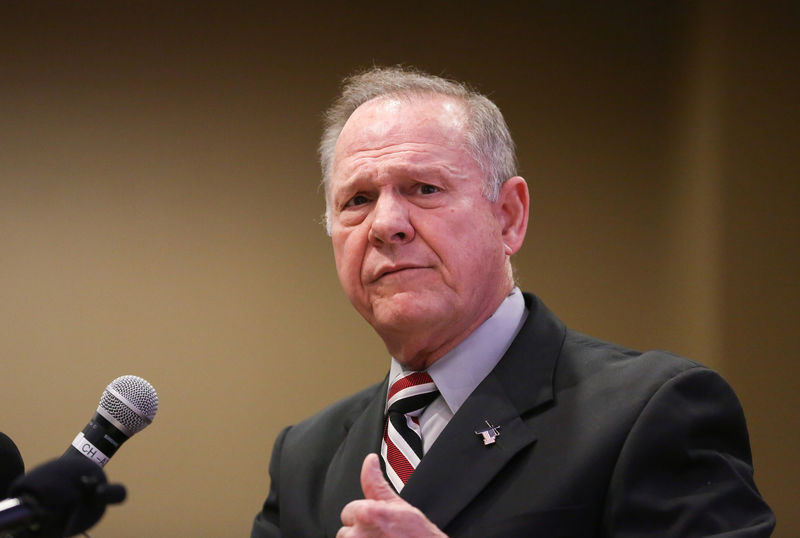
474,420,501,445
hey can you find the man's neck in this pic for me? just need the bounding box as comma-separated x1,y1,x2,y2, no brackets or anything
386,285,518,370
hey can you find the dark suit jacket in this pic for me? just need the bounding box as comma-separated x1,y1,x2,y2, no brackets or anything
251,293,775,537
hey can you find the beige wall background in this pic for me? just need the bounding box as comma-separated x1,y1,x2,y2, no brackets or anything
1,2,797,536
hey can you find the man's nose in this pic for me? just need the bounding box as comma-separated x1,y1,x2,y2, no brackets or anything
368,192,414,246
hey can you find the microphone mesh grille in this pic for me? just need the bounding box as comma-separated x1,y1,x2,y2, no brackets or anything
99,375,159,435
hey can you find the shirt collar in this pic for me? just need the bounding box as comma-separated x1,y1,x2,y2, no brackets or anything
388,287,527,415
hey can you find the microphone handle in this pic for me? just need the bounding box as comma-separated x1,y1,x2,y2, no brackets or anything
63,413,130,467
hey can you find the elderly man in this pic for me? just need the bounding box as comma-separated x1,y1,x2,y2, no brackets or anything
251,67,774,537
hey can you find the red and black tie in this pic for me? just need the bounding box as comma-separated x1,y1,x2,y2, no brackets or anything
381,371,439,492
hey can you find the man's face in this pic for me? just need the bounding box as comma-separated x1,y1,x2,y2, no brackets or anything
328,95,513,369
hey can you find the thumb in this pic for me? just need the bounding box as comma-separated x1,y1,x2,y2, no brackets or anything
360,453,399,502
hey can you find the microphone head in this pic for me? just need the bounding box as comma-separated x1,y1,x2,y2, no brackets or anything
97,375,159,437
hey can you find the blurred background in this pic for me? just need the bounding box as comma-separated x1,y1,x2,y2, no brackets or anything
1,2,797,536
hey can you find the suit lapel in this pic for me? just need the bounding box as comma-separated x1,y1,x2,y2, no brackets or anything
321,378,388,537
401,294,566,530
400,374,538,529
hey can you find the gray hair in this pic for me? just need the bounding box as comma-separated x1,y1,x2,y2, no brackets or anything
320,66,518,232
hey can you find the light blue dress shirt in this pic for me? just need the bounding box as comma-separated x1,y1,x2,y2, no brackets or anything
387,287,527,453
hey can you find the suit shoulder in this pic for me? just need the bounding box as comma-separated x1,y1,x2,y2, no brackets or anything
559,329,713,391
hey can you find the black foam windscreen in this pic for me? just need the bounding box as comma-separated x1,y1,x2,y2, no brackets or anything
0,432,24,497
8,456,124,537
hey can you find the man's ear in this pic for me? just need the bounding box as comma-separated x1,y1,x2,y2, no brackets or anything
495,176,529,255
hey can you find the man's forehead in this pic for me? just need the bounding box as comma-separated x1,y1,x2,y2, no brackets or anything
334,95,468,157
364,92,466,117
347,94,466,136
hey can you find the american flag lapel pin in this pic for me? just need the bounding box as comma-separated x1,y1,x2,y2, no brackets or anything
475,420,501,445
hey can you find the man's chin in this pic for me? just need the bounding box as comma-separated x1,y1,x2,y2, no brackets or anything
367,294,445,332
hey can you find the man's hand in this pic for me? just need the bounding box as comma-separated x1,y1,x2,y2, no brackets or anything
337,453,448,537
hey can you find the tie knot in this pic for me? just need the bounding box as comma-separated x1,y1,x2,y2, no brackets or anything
387,371,439,415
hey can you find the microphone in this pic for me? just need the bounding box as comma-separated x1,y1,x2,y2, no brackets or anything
0,375,158,536
1,457,125,537
63,375,158,467
0,433,24,497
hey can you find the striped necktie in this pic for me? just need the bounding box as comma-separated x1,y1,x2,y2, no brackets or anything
381,371,439,492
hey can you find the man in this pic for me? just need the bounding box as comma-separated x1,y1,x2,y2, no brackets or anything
251,66,774,537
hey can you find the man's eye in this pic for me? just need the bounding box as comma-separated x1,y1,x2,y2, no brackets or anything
345,194,369,207
419,184,440,195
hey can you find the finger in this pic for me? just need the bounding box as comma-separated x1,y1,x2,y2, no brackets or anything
339,499,372,527
340,499,360,526
361,453,398,502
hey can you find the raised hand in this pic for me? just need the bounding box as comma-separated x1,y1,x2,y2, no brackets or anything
337,453,448,538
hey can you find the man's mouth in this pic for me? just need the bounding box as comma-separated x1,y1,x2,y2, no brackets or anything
373,265,427,282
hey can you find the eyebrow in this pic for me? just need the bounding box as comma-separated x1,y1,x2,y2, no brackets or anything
336,162,458,191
